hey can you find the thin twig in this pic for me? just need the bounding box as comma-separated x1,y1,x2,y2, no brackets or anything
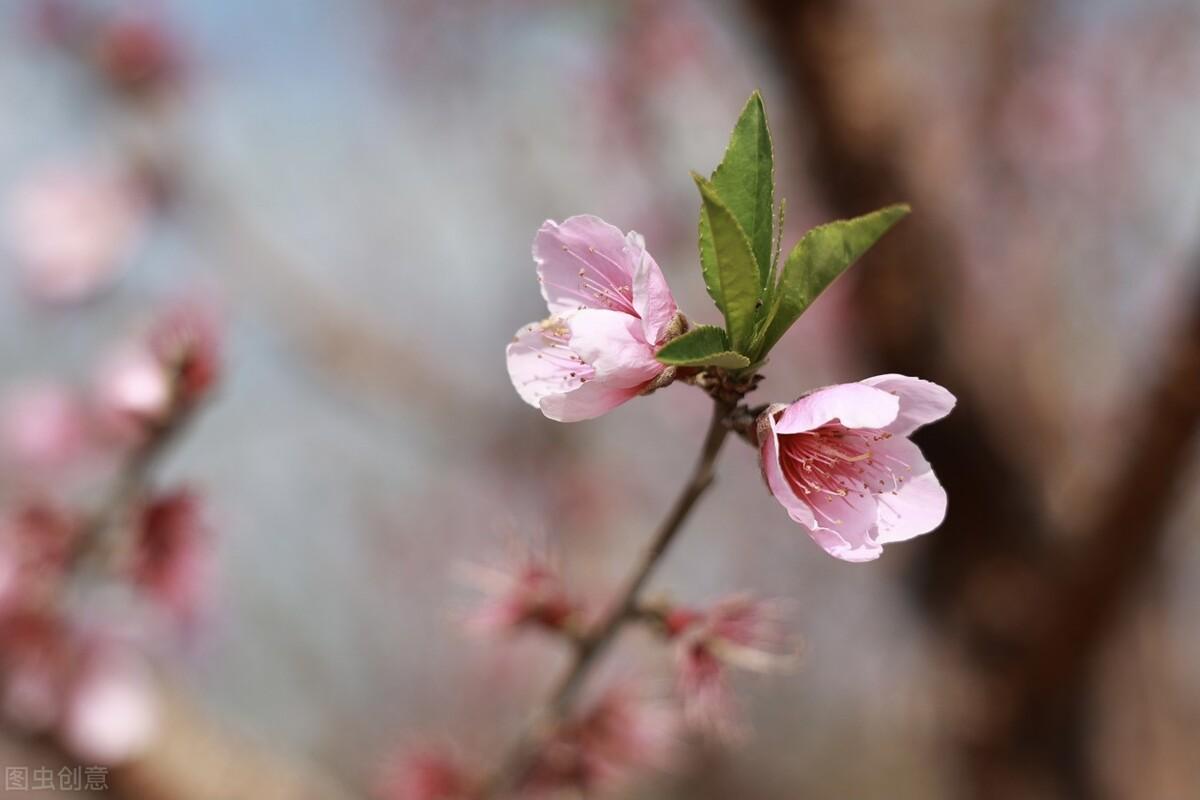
484,400,733,796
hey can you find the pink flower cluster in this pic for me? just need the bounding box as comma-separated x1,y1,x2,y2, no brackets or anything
0,302,221,764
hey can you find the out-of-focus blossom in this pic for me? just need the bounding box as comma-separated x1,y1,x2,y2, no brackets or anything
4,163,148,304
662,595,792,739
507,215,682,422
93,344,174,433
92,12,183,97
0,612,158,764
93,300,221,439
0,382,88,472
0,500,77,615
377,748,476,800
0,611,70,731
147,300,222,408
130,490,212,632
758,375,955,562
462,554,581,636
60,643,158,765
524,682,678,794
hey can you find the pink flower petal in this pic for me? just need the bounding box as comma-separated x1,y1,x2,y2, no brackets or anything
505,318,592,409
760,413,817,529
538,379,642,423
774,383,900,434
534,216,639,316
628,232,678,344
861,374,956,436
566,309,660,388
874,468,947,544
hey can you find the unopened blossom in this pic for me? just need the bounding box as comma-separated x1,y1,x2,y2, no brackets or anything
462,554,580,636
130,490,212,632
0,382,88,472
147,300,222,408
506,215,682,422
759,374,955,562
93,300,221,436
524,682,677,794
378,748,476,800
662,596,791,739
93,344,174,432
4,162,148,304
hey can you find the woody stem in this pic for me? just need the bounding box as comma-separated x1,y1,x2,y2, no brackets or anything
484,399,733,795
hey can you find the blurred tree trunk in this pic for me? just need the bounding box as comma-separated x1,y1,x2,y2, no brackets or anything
745,2,1200,798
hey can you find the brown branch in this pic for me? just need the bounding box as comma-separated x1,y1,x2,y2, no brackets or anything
484,399,733,796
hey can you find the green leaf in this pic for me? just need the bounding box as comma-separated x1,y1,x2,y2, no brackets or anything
656,325,752,369
693,175,762,354
756,204,910,357
699,92,775,300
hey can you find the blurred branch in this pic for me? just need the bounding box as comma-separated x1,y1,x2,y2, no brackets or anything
484,400,732,796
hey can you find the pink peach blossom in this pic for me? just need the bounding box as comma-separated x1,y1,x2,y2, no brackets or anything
60,643,158,765
759,374,955,562
506,215,680,422
0,381,88,472
462,554,580,636
0,500,77,615
378,748,476,800
665,596,791,739
130,490,212,632
524,682,678,794
4,162,148,304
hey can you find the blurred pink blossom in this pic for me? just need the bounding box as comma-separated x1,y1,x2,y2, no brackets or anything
377,748,476,800
92,11,184,97
4,162,148,304
0,500,77,615
0,612,158,764
147,299,222,408
524,682,678,794
759,375,955,562
130,489,212,632
93,300,222,438
60,642,158,765
507,215,680,422
664,595,792,739
0,381,89,471
462,554,580,636
93,344,173,435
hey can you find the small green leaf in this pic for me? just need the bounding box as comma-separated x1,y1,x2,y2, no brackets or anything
694,175,762,355
756,204,910,357
656,325,752,369
699,91,775,290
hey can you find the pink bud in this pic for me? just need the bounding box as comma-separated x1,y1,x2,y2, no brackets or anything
462,554,580,636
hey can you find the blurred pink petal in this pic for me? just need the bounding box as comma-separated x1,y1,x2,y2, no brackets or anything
131,489,213,632
61,645,158,765
525,682,678,794
0,381,88,471
462,554,579,636
378,748,475,800
666,596,792,740
760,375,955,562
507,215,680,422
93,344,173,432
0,500,77,614
5,162,148,304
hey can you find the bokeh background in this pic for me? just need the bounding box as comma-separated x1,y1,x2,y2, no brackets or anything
1,0,1199,797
